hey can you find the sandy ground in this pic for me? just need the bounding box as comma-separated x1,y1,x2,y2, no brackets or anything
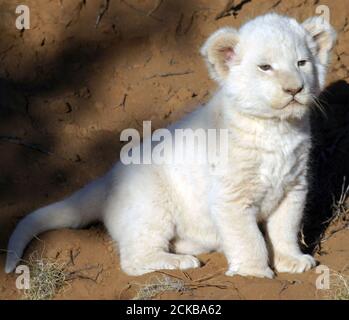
0,0,348,300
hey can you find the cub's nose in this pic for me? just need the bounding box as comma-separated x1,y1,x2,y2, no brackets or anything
283,86,303,96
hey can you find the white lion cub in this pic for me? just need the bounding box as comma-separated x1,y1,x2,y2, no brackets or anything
6,13,336,278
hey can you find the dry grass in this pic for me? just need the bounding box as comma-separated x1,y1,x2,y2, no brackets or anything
130,269,228,300
317,177,349,249
132,275,189,300
316,178,349,300
331,177,349,225
17,247,103,300
325,268,349,300
23,251,67,300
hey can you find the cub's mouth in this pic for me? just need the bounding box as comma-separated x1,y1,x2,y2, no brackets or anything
272,96,308,111
282,98,305,109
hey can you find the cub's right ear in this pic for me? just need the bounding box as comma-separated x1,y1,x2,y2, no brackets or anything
200,27,239,83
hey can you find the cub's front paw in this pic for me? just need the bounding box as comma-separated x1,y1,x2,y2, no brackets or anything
274,253,316,273
225,265,274,279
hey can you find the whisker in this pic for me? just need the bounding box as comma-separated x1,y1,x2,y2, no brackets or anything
310,95,328,119
314,95,330,107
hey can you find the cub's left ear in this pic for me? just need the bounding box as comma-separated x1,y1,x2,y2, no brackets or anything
200,27,239,83
302,16,337,66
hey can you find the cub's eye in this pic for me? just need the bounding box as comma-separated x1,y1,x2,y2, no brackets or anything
258,64,272,71
297,60,307,67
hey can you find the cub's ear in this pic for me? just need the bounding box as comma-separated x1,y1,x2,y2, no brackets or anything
200,27,239,83
302,16,337,66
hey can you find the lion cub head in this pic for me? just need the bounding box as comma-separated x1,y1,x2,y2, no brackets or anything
201,13,336,120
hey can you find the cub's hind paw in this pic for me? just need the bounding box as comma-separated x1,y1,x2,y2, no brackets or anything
274,253,316,274
122,253,201,276
225,265,274,279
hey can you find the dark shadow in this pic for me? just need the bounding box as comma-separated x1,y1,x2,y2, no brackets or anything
303,80,349,253
0,0,202,249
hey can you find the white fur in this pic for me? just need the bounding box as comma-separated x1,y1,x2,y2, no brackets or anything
5,14,336,278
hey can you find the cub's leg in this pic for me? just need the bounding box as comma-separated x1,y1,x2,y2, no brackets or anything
212,202,274,279
122,251,201,276
118,234,201,276
106,204,200,276
173,238,209,255
266,185,316,273
104,167,201,276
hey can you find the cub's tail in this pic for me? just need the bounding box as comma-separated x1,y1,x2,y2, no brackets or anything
5,175,109,273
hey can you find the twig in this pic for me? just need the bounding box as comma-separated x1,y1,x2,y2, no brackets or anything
67,249,81,267
118,94,128,110
119,283,132,299
278,282,290,295
0,136,52,155
192,270,224,283
148,0,163,16
67,264,100,275
321,228,347,243
0,135,87,164
121,0,163,22
270,0,282,9
68,274,98,283
155,270,186,281
176,12,195,36
65,0,87,28
66,265,103,283
145,70,194,80
96,0,110,28
182,271,192,281
187,283,228,290
215,0,252,20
